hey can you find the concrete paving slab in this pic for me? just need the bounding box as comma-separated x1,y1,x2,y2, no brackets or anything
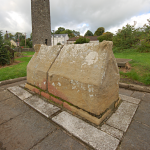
119,120,150,150
52,111,119,150
19,83,25,88
142,93,150,103
31,129,89,150
119,94,141,104
24,96,60,118
0,109,56,150
106,101,138,132
0,88,4,92
0,97,30,125
134,101,150,126
131,91,145,99
0,90,14,102
101,124,123,140
8,86,32,100
1,80,27,89
119,88,133,96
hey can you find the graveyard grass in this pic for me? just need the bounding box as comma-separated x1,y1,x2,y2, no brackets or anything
0,52,34,81
0,50,150,86
114,49,150,85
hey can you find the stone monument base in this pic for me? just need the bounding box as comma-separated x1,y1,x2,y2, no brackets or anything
25,83,121,125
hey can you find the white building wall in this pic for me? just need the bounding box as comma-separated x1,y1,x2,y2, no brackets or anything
51,34,69,46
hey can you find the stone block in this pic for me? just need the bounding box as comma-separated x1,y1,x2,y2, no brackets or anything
48,42,120,115
106,101,138,132
41,92,50,100
50,96,63,105
119,94,141,104
27,44,63,90
24,96,60,118
63,102,112,125
25,83,41,95
101,124,123,140
8,86,32,101
52,111,120,150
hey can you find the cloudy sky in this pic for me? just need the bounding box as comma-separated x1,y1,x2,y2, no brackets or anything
0,0,150,37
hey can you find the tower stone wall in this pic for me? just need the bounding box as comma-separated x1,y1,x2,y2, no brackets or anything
31,0,51,46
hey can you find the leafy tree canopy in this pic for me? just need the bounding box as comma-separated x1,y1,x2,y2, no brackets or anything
54,27,80,38
84,30,93,36
98,32,113,42
74,37,90,44
94,27,105,36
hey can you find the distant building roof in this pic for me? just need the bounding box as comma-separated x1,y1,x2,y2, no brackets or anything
67,36,99,41
51,34,68,38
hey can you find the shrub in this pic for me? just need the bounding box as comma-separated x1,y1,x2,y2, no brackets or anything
98,32,113,42
57,42,61,45
74,37,90,44
113,24,139,49
137,38,150,52
0,45,11,65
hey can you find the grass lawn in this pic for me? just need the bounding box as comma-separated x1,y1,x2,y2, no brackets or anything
114,49,150,85
0,52,34,81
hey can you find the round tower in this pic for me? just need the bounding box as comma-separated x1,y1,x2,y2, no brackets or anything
31,0,51,46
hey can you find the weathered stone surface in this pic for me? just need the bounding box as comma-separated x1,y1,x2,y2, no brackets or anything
119,88,133,96
101,124,123,140
0,90,14,102
134,101,150,126
25,83,41,95
24,96,60,118
31,130,89,150
131,91,145,99
8,86,32,100
142,93,150,103
0,110,56,150
0,97,30,124
119,120,150,150
106,101,138,132
52,111,120,150
119,94,141,104
48,42,120,115
63,102,112,125
27,44,63,90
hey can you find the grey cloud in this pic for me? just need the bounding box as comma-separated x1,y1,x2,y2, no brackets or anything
0,0,150,36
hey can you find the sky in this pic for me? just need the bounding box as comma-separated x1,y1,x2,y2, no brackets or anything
0,0,150,38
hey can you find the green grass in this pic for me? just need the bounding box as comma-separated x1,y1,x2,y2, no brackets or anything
0,52,34,81
114,49,150,85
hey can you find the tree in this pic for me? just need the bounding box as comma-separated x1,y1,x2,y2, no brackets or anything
98,32,113,42
113,24,138,49
94,27,105,36
14,32,25,42
72,30,80,36
74,37,90,44
84,30,93,36
55,27,65,34
54,27,80,38
0,31,3,47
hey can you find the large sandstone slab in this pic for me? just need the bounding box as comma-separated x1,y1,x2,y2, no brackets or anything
27,44,63,90
48,42,120,115
52,111,120,150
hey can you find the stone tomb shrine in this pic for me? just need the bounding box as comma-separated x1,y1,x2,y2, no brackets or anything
25,41,120,125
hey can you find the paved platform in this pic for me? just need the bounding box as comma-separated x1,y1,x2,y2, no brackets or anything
0,80,150,150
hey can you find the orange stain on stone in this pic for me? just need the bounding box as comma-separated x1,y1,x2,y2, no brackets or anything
41,92,50,99
51,97,63,105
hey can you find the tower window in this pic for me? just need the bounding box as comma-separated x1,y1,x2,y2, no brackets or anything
45,39,47,45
